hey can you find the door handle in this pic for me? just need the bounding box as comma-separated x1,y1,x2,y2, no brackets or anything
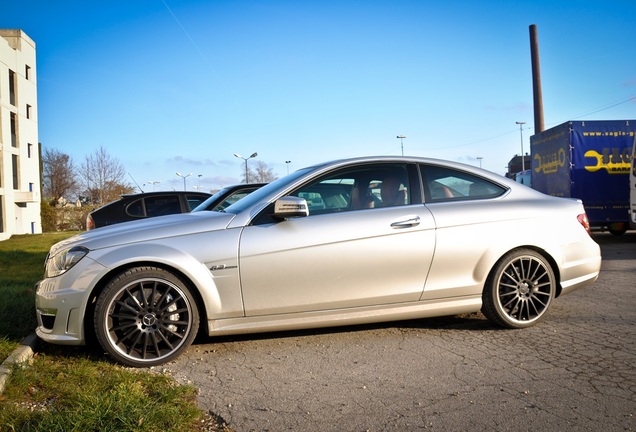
390,216,421,228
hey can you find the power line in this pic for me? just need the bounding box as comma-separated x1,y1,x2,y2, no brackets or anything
406,95,636,153
570,95,636,120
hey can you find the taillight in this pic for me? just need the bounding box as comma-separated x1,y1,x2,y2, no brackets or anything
577,213,591,235
86,214,95,231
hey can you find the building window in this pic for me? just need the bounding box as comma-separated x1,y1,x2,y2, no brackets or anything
10,113,18,147
0,199,4,233
28,143,33,158
26,104,32,119
12,155,19,190
9,70,16,106
25,64,32,80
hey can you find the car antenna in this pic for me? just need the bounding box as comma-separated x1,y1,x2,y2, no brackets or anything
128,173,144,193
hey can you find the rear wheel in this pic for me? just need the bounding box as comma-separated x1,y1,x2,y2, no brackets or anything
482,249,556,329
94,267,199,367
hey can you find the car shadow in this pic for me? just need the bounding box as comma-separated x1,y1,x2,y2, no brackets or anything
192,312,502,347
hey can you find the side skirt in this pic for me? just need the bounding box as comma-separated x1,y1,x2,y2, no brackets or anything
208,295,482,336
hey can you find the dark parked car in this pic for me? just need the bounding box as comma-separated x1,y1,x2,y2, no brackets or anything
86,191,211,230
192,183,266,212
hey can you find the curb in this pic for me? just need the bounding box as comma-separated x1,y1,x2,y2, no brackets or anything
0,333,38,394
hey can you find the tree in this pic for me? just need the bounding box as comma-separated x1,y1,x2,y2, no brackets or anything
242,161,278,183
42,147,78,204
79,146,134,205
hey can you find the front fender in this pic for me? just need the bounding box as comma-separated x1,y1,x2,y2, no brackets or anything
89,229,244,321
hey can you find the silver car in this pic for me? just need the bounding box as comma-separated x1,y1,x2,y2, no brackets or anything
35,156,601,367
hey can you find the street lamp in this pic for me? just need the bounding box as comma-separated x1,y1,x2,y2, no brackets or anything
516,121,526,172
147,180,160,191
476,157,483,168
176,172,192,190
396,135,406,156
234,152,258,183
285,160,291,175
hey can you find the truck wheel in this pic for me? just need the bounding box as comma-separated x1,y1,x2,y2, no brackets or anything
481,249,556,329
94,267,199,367
608,223,627,236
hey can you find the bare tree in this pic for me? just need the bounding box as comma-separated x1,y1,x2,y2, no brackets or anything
242,161,278,183
79,146,134,205
42,147,78,203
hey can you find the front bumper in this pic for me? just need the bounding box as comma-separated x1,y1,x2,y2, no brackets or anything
35,282,87,345
35,257,107,346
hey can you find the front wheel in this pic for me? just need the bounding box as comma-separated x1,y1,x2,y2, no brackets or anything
94,267,199,367
481,249,556,329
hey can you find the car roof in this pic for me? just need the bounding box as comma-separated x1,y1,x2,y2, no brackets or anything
217,183,267,191
118,191,211,199
301,156,514,185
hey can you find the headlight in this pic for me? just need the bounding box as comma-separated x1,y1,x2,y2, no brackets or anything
45,246,89,278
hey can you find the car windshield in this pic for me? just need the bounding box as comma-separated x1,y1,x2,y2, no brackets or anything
224,168,314,214
191,186,234,212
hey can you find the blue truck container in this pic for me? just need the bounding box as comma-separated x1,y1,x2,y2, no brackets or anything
530,120,635,235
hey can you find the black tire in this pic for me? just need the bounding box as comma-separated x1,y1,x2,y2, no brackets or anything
608,223,627,236
481,249,556,329
94,267,199,367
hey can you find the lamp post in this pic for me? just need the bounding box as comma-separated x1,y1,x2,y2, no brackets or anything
176,172,192,190
147,180,160,191
234,152,258,183
285,160,291,175
515,121,526,171
477,157,483,168
396,135,406,156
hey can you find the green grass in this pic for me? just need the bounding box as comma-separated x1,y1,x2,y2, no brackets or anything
0,233,77,357
0,348,206,431
0,233,220,431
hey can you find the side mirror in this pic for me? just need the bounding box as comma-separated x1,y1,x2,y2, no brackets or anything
272,196,309,219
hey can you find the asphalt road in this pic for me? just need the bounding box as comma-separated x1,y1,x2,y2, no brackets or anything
165,232,636,432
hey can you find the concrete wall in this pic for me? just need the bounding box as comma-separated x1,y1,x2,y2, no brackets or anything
0,29,42,240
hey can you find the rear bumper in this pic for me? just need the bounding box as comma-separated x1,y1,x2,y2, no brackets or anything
558,238,602,297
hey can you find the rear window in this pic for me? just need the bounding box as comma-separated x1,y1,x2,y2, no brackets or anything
421,165,506,202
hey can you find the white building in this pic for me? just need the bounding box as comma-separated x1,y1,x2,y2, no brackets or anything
0,29,41,240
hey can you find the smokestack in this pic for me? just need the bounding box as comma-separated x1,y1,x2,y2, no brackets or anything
529,24,545,133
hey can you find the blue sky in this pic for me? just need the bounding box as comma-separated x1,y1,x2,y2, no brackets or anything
4,0,635,192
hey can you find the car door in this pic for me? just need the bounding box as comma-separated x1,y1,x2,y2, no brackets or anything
237,162,437,316
419,163,510,301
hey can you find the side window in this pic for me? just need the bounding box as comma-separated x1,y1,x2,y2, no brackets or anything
186,194,208,211
143,196,181,217
126,199,145,217
421,165,506,202
295,178,354,214
292,164,410,215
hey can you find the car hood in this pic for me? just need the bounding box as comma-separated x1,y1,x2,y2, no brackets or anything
52,211,236,253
